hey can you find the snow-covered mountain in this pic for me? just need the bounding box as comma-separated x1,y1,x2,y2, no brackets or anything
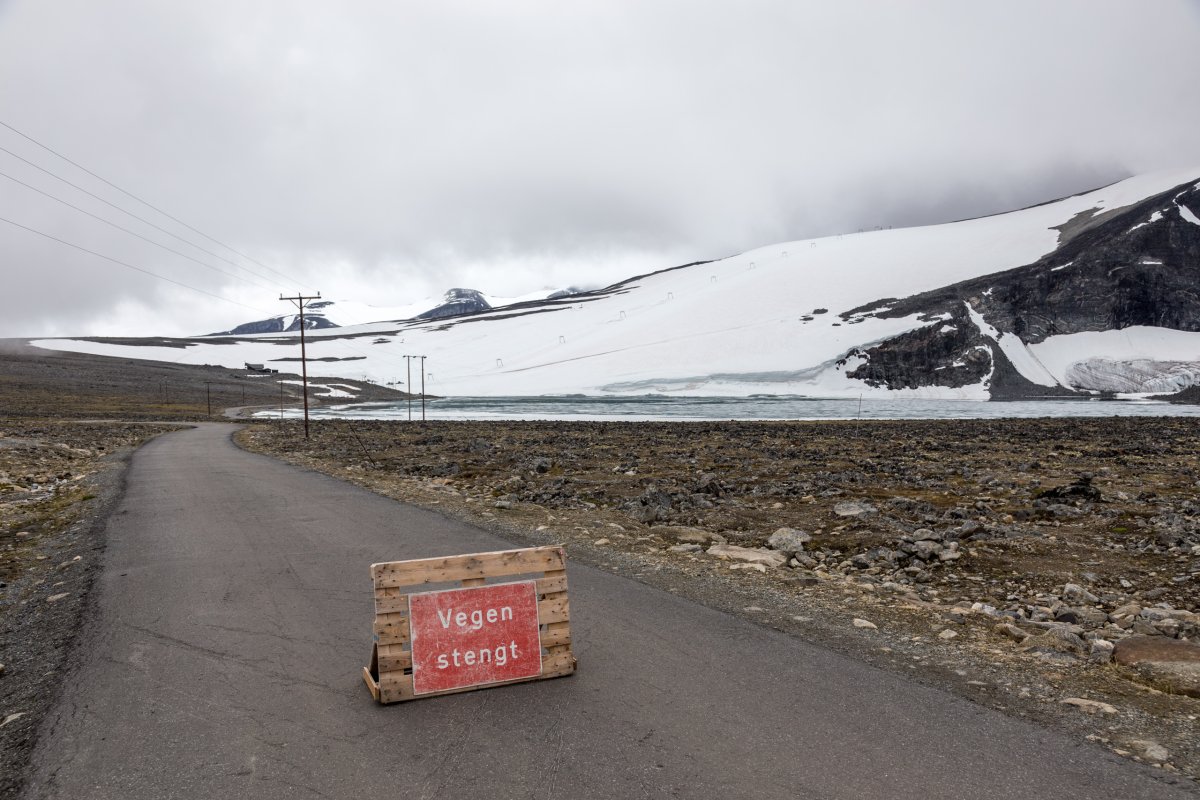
35,168,1200,399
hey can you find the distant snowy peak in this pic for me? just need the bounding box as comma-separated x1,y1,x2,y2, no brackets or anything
416,288,491,320
210,301,341,335
207,287,575,335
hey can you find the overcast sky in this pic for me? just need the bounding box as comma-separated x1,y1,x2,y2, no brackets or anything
1,0,1198,338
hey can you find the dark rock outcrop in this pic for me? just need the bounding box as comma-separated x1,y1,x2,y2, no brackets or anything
210,301,339,335
837,179,1200,397
416,288,492,320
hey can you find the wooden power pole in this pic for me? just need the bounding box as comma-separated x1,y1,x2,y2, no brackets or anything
280,292,321,438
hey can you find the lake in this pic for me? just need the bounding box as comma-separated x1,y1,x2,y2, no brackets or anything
254,394,1200,422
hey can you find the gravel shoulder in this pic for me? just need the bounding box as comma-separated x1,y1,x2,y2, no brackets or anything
236,417,1200,783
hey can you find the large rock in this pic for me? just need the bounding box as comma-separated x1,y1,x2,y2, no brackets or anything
1112,635,1200,698
910,540,943,560
663,526,726,546
766,527,812,555
1062,583,1099,605
1019,628,1088,664
833,501,877,518
706,544,787,569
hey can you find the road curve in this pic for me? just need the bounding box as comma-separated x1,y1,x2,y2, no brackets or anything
21,423,1194,799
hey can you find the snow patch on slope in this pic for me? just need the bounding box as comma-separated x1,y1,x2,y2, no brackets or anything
964,303,1059,387
1178,202,1200,227
1030,327,1200,392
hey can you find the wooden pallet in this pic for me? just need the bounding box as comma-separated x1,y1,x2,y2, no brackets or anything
363,545,576,703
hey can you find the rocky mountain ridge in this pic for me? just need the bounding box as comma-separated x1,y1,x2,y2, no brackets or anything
840,178,1200,395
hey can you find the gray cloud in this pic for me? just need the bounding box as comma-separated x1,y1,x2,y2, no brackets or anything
1,0,1198,336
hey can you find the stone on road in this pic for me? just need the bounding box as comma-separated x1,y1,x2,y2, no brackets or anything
21,425,1193,799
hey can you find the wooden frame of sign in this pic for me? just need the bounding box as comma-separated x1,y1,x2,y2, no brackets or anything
363,545,576,704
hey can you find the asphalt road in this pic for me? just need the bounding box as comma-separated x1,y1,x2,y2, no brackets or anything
21,424,1195,799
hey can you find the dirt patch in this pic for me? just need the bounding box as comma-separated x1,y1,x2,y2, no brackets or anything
237,417,1200,782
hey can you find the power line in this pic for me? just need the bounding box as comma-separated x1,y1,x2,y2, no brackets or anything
0,213,272,315
0,168,279,292
0,119,312,290
0,143,288,292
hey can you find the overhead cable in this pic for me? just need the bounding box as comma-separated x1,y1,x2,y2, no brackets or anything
0,168,278,292
0,213,272,315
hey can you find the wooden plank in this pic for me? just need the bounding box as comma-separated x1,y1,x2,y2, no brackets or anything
540,649,575,675
539,621,572,648
374,631,408,647
536,573,568,595
379,672,415,704
371,546,565,589
378,642,408,657
372,615,410,638
378,650,576,704
538,595,570,625
374,578,571,618
378,651,413,672
362,667,381,701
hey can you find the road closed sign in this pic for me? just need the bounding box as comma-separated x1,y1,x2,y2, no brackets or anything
364,546,576,704
409,581,542,695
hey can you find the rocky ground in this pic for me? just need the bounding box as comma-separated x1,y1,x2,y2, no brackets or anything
236,417,1200,781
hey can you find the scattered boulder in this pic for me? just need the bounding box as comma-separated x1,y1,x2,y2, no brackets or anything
1127,740,1169,764
852,618,877,630
706,544,787,569
1089,639,1115,664
1035,474,1102,503
1112,635,1200,698
1061,697,1117,715
782,570,820,587
910,540,943,560
833,501,877,518
692,473,724,496
663,526,726,546
766,527,812,555
1062,583,1099,605
1019,628,1088,664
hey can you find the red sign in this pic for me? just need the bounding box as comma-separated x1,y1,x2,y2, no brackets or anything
409,581,542,695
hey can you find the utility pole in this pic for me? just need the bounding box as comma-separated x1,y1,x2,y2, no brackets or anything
280,292,321,438
404,355,413,422
279,380,284,421
205,381,212,416
420,355,427,422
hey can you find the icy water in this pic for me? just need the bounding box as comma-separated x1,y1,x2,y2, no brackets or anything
256,394,1200,422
